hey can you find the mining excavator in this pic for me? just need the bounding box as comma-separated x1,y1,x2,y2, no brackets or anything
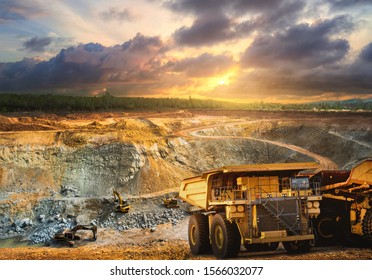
113,188,130,213
53,224,97,246
163,196,180,208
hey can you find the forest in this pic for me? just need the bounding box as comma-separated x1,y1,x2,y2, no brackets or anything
0,93,371,113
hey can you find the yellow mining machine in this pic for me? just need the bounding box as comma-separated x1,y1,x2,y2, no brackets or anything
113,188,130,213
53,224,97,246
179,162,322,259
163,196,180,208
310,159,371,246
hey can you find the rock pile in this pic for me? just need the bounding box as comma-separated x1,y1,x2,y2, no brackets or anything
98,208,188,232
60,185,80,197
0,195,189,245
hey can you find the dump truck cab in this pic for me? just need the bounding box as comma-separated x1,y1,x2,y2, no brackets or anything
179,162,322,258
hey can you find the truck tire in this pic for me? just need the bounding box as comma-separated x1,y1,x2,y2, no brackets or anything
314,208,340,245
283,240,311,254
211,213,241,259
362,208,372,246
188,213,211,255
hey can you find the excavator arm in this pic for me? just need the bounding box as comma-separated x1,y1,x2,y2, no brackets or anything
113,188,130,213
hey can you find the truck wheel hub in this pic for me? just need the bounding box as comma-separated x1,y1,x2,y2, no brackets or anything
215,225,224,250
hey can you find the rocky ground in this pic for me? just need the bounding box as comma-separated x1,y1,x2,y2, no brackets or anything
0,189,188,245
0,110,371,259
1,221,371,260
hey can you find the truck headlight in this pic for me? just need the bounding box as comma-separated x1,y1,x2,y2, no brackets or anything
237,205,244,212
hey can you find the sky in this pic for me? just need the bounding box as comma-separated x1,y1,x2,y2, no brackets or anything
0,0,372,103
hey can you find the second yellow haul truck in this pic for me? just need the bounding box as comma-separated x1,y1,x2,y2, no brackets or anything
179,162,322,259
311,159,371,247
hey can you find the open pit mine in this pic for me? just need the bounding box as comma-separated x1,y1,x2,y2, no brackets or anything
0,110,371,260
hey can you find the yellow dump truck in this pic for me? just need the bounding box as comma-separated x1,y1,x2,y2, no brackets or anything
179,162,322,258
310,160,371,246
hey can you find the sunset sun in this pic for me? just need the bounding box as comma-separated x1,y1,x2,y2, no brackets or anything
218,79,227,86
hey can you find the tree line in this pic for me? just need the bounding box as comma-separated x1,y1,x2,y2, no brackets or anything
0,93,371,113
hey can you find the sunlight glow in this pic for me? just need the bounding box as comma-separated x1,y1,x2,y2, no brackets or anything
209,70,236,88
218,79,227,85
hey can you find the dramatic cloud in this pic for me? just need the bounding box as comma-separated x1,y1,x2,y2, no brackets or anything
241,16,354,69
359,42,372,62
328,0,372,9
249,1,305,31
209,15,372,99
0,0,45,23
171,0,306,46
165,0,285,15
173,12,235,46
233,40,372,98
0,0,371,101
165,53,234,77
100,7,139,22
0,34,167,91
165,0,225,15
23,37,52,52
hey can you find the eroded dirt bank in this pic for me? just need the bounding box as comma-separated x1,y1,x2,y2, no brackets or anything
0,110,371,259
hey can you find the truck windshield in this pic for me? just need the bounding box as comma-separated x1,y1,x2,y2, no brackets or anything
291,177,310,190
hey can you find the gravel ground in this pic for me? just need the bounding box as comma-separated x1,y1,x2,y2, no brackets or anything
0,217,371,260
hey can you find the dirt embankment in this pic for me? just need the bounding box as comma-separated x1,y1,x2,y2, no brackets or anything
0,110,371,259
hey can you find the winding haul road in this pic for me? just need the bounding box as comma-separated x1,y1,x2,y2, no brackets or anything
175,120,338,171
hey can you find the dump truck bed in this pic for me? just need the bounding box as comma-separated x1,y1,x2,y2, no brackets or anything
320,159,372,192
179,162,320,210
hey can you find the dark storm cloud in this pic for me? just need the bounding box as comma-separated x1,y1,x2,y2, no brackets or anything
173,12,236,46
23,37,52,52
328,0,372,9
234,40,372,97
100,7,139,22
241,16,353,68
0,34,166,91
165,0,225,15
165,0,285,15
359,42,372,62
225,15,372,97
170,0,306,46
269,51,372,94
250,1,305,31
165,53,234,77
0,0,45,23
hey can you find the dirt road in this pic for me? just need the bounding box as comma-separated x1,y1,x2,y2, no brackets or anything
176,119,338,170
